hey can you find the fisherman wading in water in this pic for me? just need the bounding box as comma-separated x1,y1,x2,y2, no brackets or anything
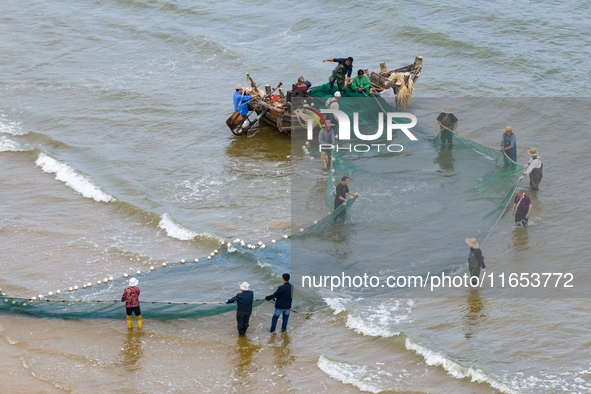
121,278,142,330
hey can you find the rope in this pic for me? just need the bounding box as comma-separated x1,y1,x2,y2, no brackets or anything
0,296,270,305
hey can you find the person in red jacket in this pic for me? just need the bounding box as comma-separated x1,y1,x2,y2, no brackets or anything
121,277,142,330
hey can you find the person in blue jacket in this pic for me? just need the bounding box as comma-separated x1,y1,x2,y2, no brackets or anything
264,273,294,333
233,85,258,117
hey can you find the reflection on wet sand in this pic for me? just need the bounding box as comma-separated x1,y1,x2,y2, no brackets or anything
269,332,295,369
435,146,455,172
463,289,486,339
120,331,144,371
512,220,530,249
234,335,262,379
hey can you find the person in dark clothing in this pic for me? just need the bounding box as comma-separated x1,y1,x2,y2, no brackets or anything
322,57,353,92
523,148,543,190
465,238,485,286
436,107,458,145
264,273,294,333
334,176,359,209
226,282,254,336
512,191,532,226
333,176,359,222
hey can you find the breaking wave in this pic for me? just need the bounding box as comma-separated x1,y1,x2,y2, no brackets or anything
0,136,26,152
0,120,26,136
325,297,413,337
157,213,199,241
34,152,115,203
317,355,391,393
405,338,518,394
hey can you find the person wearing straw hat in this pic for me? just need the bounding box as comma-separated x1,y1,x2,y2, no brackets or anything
465,238,485,286
501,126,517,163
226,282,254,336
436,107,458,145
512,190,532,226
523,148,543,190
121,278,142,330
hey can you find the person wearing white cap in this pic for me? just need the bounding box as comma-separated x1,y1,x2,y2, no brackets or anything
121,278,142,330
465,238,486,286
523,148,543,190
324,91,340,125
226,281,254,336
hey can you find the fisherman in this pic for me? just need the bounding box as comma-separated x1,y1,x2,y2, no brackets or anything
318,118,335,170
436,107,458,145
465,238,485,286
293,76,310,95
501,125,517,163
371,80,396,108
233,85,258,117
121,277,142,330
512,190,532,226
351,69,372,95
523,148,543,190
226,281,254,336
324,91,341,128
264,273,294,333
334,176,359,222
335,176,359,209
322,57,354,92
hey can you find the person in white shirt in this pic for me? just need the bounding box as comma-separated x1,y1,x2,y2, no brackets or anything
324,91,340,127
523,148,543,190
372,81,397,109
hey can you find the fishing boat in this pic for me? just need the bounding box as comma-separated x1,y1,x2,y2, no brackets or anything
226,56,423,136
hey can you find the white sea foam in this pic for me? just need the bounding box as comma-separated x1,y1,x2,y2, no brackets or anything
317,355,391,393
35,153,115,203
158,213,198,241
324,297,349,315
0,136,25,152
0,120,25,136
405,338,518,394
325,298,411,337
345,313,400,338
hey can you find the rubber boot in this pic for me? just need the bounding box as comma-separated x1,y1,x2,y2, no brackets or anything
126,315,133,331
136,316,142,330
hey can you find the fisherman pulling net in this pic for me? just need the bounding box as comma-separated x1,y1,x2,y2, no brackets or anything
2,93,527,317
290,95,524,297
